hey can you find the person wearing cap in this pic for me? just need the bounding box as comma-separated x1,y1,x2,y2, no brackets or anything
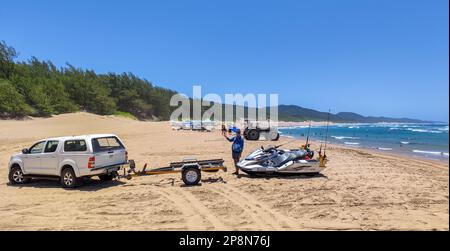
223,128,244,176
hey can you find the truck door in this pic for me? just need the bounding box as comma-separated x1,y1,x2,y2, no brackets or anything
23,141,46,174
40,140,60,175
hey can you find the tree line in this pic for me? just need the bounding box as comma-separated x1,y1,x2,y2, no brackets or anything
0,41,177,120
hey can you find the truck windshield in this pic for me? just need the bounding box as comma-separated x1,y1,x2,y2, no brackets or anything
92,137,124,153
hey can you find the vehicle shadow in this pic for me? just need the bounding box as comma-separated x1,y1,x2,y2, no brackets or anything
239,173,328,180
6,178,127,191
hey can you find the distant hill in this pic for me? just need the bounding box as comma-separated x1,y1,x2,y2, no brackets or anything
278,105,344,122
278,105,429,123
198,104,428,123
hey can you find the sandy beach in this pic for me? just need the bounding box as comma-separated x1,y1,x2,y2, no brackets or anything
0,112,448,230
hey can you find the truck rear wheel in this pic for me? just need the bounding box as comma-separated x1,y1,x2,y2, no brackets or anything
246,129,260,141
182,167,201,186
61,167,80,189
9,166,31,185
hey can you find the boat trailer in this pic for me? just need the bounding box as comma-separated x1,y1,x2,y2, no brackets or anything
118,158,227,186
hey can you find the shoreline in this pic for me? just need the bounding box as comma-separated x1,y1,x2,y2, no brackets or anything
279,135,449,165
278,122,449,163
286,136,449,167
277,121,448,128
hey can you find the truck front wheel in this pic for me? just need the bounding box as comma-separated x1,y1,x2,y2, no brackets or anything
9,166,31,185
269,131,280,141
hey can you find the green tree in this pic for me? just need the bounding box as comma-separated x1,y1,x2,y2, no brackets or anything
0,79,32,117
0,41,178,120
0,41,18,79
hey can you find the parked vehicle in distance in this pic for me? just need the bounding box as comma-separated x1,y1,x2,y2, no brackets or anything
243,120,280,141
8,134,128,188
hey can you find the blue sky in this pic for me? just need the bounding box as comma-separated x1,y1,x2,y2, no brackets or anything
1,0,448,121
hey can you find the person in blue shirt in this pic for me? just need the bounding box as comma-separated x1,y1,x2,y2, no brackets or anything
223,129,244,176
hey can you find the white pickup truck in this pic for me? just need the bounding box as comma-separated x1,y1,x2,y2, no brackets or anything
8,134,128,188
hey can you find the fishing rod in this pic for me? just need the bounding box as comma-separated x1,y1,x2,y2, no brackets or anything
323,109,331,155
305,120,312,147
274,138,299,149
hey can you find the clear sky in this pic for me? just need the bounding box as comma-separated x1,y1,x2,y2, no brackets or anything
1,0,448,121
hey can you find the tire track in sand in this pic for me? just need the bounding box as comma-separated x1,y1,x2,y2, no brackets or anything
215,185,297,230
152,186,227,230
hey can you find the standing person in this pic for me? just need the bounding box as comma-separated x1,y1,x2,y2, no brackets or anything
223,129,244,176
221,124,227,136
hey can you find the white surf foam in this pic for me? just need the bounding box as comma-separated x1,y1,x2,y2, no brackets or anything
377,147,392,151
443,153,449,157
278,126,309,129
407,128,442,133
400,141,410,145
412,150,443,155
344,142,360,145
332,136,360,140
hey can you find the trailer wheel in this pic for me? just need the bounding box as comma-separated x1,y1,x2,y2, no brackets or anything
182,167,201,186
246,129,260,141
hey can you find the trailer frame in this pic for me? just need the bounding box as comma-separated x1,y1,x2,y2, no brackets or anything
118,158,227,186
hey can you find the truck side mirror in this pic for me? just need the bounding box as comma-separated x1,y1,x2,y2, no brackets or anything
22,148,29,154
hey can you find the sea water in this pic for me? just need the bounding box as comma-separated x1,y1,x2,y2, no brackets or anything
279,123,449,161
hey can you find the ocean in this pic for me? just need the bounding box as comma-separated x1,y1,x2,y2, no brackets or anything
279,123,449,161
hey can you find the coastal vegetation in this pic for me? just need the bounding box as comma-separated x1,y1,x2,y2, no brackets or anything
0,41,176,120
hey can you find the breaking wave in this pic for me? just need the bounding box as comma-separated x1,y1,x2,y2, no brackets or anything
412,150,444,155
332,136,360,140
407,128,442,133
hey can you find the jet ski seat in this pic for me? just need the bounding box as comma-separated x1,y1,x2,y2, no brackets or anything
270,153,291,167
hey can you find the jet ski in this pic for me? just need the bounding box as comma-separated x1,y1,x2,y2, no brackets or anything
237,145,326,175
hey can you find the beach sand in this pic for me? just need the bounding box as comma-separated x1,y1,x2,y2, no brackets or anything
0,112,448,230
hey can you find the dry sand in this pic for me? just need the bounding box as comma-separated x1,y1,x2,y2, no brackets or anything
0,112,448,230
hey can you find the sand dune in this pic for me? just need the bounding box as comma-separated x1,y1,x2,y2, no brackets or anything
0,112,448,230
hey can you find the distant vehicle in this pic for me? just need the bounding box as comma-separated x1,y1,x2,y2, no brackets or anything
192,120,216,131
243,120,280,141
8,134,128,188
171,120,216,132
181,121,193,130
